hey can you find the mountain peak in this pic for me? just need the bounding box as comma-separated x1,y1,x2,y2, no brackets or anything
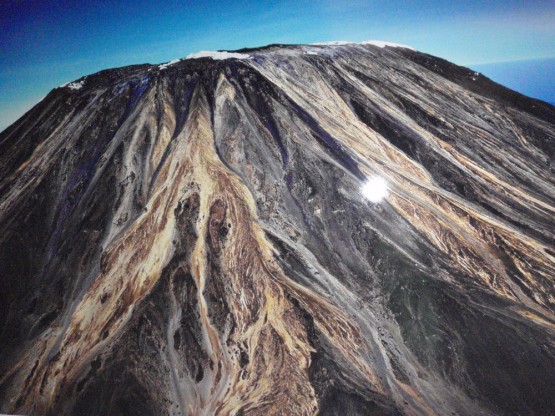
311,39,415,50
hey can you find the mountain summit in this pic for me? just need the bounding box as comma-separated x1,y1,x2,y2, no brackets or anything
1,42,554,415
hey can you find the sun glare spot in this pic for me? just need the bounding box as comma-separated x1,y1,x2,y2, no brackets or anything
361,177,388,202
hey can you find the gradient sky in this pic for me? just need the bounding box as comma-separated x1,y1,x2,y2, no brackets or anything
1,0,555,131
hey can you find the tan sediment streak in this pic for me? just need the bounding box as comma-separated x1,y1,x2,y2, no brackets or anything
11,84,194,413
184,78,384,415
10,80,383,415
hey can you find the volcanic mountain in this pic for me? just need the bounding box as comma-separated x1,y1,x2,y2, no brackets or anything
1,42,554,416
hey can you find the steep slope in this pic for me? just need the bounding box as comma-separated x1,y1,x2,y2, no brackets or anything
0,42,554,416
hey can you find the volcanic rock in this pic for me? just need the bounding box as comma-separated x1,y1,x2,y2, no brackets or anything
1,42,554,415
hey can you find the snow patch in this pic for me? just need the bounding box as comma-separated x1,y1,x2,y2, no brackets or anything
310,40,415,50
304,50,319,55
311,41,353,46
185,51,251,60
360,40,415,50
65,80,84,90
158,59,181,70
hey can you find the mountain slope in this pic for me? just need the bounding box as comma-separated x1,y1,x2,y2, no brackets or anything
1,42,554,416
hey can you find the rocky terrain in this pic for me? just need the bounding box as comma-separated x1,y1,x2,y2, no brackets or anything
0,41,554,415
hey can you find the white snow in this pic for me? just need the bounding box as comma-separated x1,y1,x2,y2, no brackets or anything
66,80,84,90
59,79,85,90
158,59,181,70
311,41,353,46
310,40,415,50
304,51,319,55
185,51,251,60
360,40,415,50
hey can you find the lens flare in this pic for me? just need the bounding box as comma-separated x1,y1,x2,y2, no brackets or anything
361,177,388,202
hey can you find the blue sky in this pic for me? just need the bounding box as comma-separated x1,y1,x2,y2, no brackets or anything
1,0,554,131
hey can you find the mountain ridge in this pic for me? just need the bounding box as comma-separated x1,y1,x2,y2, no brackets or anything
5,41,554,137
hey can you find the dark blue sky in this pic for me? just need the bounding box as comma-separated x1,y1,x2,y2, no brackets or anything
1,0,554,130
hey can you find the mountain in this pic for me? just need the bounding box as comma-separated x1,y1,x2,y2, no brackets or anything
1,42,554,416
